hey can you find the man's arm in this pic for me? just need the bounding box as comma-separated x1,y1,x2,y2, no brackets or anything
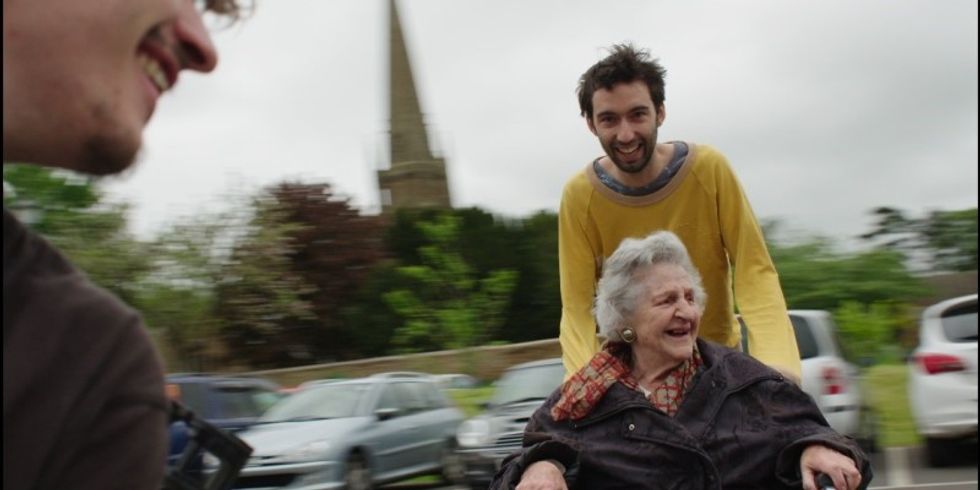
714,155,802,382
557,180,601,378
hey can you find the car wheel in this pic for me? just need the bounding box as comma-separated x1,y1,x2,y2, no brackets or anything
925,437,958,467
439,441,466,485
345,453,373,490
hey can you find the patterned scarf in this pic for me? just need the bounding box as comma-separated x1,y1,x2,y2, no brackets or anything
551,342,703,421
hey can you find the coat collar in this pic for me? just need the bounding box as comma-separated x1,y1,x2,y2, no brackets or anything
575,340,784,430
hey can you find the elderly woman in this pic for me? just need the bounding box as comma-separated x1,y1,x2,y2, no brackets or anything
491,231,871,490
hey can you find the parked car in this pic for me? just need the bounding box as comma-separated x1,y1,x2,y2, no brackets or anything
166,374,284,471
432,373,479,390
231,372,466,489
908,293,978,467
280,378,348,395
455,358,566,489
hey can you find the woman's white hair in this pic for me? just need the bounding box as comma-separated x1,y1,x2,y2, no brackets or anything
593,230,707,342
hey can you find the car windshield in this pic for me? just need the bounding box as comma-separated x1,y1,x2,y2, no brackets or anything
941,301,978,343
490,362,565,406
260,383,370,422
175,381,282,420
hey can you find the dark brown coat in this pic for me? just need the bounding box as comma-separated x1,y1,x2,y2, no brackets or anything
491,339,872,489
3,209,168,489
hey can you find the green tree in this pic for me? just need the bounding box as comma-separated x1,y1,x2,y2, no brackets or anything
383,214,518,353
765,225,928,361
768,234,927,310
134,206,253,371
861,207,978,272
382,207,561,344
833,301,909,365
499,210,561,342
3,164,151,305
339,262,413,358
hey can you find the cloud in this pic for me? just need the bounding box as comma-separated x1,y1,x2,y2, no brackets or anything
103,0,978,245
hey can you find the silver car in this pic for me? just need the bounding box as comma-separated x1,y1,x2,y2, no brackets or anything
230,373,465,489
908,293,978,467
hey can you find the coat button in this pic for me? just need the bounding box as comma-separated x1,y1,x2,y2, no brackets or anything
628,424,635,431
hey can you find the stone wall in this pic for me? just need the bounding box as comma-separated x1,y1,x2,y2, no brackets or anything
246,338,562,388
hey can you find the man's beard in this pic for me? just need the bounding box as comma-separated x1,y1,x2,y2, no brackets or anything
79,132,140,176
603,131,656,175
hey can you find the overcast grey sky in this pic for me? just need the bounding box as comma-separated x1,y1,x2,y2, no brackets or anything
105,0,978,247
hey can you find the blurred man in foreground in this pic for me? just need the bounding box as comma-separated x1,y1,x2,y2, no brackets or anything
3,1,243,488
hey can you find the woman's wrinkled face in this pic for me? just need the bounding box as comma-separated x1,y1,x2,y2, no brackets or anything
629,263,701,365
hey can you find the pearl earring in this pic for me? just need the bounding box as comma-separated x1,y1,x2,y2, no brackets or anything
621,327,636,343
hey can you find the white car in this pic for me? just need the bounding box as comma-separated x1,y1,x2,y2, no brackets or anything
908,293,978,467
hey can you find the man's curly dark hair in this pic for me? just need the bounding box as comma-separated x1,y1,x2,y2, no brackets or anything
577,43,667,120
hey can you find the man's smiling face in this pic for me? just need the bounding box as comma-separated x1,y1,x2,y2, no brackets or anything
3,0,219,174
587,80,665,175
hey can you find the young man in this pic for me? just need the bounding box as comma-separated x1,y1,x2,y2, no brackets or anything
558,44,801,382
3,0,242,488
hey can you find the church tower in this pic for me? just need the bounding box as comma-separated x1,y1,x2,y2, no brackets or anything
377,0,452,213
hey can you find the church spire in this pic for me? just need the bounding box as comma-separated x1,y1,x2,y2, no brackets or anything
388,0,431,163
378,0,452,212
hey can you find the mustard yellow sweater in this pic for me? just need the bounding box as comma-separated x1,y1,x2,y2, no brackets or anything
558,143,801,380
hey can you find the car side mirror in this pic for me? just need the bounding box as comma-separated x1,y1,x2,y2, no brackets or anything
375,407,401,421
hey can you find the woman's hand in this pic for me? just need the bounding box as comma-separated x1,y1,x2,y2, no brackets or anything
516,460,568,490
800,444,862,490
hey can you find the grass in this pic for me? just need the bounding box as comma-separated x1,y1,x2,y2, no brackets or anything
863,363,921,448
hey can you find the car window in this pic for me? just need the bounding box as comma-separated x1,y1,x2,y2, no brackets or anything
439,374,475,389
789,315,820,359
824,316,854,362
491,363,565,406
261,383,370,422
398,382,429,413
417,382,448,409
253,390,284,412
375,382,425,413
175,382,210,417
941,301,978,343
376,383,404,412
214,384,281,419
